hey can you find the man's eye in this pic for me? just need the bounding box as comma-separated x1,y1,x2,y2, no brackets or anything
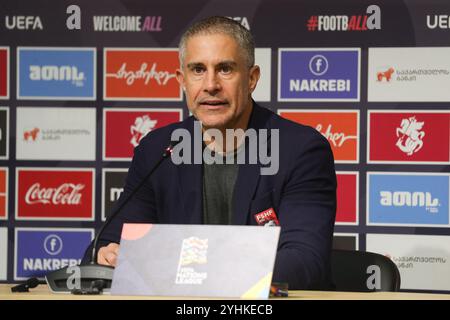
193,67,204,74
220,66,232,74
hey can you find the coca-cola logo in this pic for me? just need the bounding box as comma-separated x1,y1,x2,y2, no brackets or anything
25,183,85,205
17,168,94,220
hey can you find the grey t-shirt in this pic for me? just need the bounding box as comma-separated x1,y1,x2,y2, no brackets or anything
202,146,242,225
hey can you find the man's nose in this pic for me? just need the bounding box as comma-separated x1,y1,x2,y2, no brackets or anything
203,70,221,94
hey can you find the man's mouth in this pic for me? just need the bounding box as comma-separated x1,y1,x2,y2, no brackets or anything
199,100,229,108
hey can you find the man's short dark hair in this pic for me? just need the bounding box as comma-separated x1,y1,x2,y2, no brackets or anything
179,16,255,68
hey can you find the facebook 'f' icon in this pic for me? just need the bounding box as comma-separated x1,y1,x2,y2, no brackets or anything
44,234,63,256
309,55,328,76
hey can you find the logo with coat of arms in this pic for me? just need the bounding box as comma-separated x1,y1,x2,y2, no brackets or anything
130,115,157,147
396,116,425,156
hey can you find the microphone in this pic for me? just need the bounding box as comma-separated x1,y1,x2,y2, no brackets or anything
45,142,179,294
11,277,40,293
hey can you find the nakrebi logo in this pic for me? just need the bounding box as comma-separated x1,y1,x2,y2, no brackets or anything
306,5,381,32
278,48,360,101
14,228,93,280
367,172,450,227
93,16,162,32
17,47,96,100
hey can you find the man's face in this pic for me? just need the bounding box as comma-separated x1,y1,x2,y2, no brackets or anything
176,33,260,131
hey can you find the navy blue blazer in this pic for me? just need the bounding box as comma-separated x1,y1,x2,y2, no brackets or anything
86,103,337,290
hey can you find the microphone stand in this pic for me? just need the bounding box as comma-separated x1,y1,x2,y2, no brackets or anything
45,143,177,294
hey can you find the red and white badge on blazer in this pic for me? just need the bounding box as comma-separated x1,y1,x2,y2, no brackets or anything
254,208,280,226
16,168,95,221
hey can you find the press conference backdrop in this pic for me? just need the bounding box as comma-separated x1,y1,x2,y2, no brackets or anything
0,0,449,292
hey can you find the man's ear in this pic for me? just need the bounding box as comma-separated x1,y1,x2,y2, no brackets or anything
176,69,185,90
249,65,260,93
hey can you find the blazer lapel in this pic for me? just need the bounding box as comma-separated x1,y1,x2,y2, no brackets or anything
176,117,203,224
232,161,261,225
232,102,272,225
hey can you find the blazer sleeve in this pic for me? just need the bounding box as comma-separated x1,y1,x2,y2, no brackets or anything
272,132,337,290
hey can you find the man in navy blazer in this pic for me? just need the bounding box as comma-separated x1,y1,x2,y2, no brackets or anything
88,16,337,290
